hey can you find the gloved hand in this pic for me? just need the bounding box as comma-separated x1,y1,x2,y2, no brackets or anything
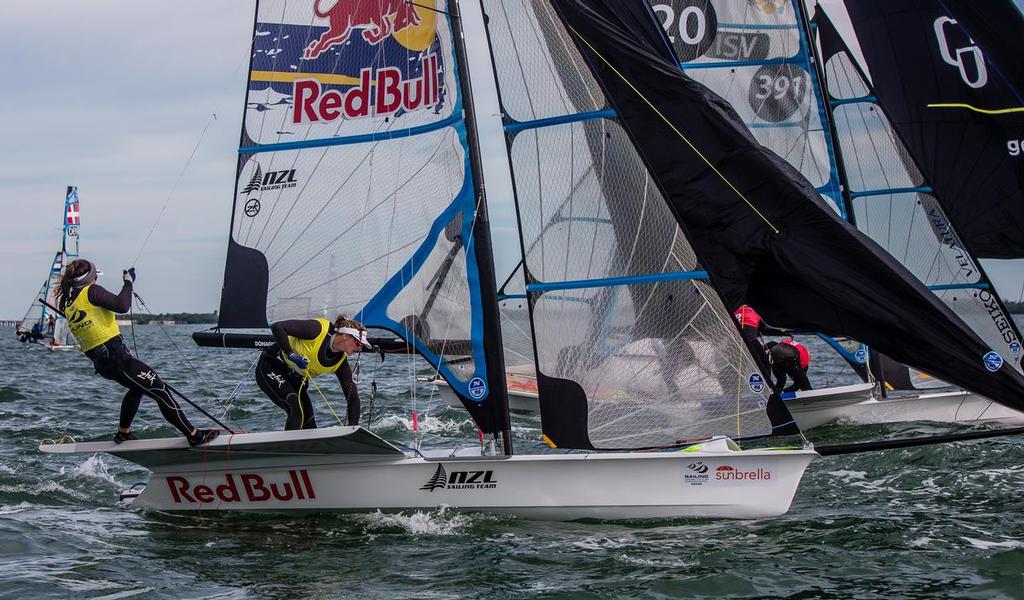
288,352,309,370
123,267,136,284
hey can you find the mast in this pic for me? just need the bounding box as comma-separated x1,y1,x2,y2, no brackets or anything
448,0,512,455
796,1,856,225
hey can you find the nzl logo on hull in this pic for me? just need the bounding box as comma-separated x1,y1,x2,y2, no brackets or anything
248,1,446,125
420,463,497,492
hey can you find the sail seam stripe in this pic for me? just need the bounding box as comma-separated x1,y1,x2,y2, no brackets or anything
565,25,780,234
239,113,462,154
527,270,709,292
926,103,1024,115
850,186,933,198
927,283,990,291
503,109,616,134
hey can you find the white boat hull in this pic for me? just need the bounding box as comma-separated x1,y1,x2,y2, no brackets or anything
40,427,816,520
831,391,1024,427
786,385,1024,429
426,376,540,413
783,382,878,430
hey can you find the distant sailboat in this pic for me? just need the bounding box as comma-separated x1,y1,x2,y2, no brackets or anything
16,186,80,351
802,0,1024,426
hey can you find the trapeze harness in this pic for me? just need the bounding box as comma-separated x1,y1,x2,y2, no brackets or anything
255,318,359,430
68,283,197,436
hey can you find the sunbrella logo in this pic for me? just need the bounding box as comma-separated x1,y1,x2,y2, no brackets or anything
715,465,772,481
420,463,497,491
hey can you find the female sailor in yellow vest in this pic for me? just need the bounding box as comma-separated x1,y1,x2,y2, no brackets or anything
54,259,218,446
255,315,371,430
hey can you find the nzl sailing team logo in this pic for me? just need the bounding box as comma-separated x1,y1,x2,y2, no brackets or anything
420,463,498,492
248,1,446,126
933,16,988,89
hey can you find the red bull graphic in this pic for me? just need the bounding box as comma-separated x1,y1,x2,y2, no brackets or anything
292,54,440,124
166,470,316,504
245,0,447,135
304,0,422,59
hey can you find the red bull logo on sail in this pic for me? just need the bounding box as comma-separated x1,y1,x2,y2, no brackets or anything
292,53,441,124
304,0,423,59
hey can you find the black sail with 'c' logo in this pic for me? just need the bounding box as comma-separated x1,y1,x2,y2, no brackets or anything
840,0,1024,259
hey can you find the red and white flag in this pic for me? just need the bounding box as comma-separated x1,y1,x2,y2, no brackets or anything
66,202,80,225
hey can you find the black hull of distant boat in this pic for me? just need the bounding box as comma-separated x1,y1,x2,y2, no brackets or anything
192,331,460,355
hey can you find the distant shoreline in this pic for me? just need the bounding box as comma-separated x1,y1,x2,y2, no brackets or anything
117,312,218,325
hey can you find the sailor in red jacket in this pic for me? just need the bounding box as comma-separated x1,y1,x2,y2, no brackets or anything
765,340,813,392
734,304,790,374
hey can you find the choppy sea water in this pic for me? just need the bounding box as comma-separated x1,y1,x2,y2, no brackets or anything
1,323,1022,599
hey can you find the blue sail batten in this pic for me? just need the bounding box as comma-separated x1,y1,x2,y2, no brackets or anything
927,283,990,291
850,186,934,198
239,113,463,154
527,270,709,293
830,95,877,107
503,109,616,134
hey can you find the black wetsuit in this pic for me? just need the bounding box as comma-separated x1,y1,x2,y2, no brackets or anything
73,283,197,436
255,319,359,430
768,342,812,393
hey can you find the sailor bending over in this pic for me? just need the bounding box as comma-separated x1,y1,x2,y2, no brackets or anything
256,315,370,430
765,340,813,393
55,259,218,446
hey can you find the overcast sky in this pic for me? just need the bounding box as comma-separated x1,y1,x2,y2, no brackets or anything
1,1,1021,319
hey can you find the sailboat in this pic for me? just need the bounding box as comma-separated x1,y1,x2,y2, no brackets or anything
648,0,1024,429
40,0,1024,519
16,186,81,351
795,0,1024,427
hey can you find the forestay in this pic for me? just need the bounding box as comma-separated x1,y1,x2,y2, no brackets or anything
482,0,783,450
214,0,507,433
815,5,1024,377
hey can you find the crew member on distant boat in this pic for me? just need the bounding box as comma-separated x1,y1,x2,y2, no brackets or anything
734,304,788,372
764,340,812,392
55,259,219,446
256,315,371,430
46,315,55,335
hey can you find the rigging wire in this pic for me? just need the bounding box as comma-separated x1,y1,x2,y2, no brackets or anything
131,117,215,267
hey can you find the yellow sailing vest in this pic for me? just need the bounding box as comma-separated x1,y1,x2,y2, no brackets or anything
280,318,348,377
66,284,121,351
